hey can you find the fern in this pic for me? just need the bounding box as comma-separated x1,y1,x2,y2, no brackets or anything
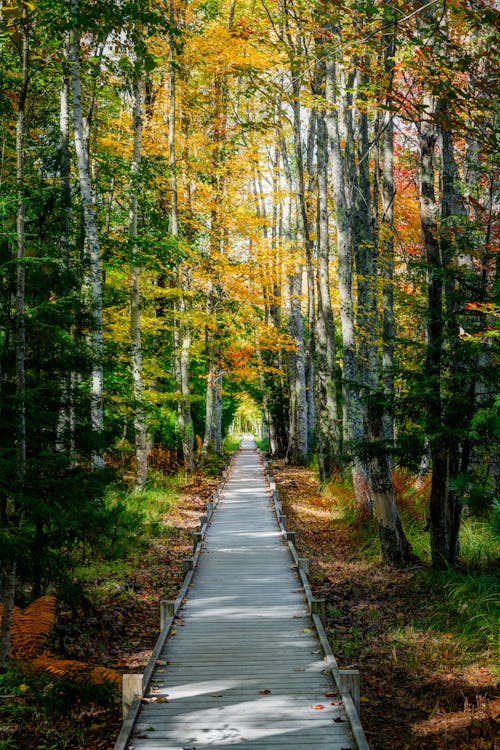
32,655,121,685
1,596,119,686
0,596,56,658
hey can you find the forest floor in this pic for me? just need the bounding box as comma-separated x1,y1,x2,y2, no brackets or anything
3,462,497,749
271,463,499,750
0,471,218,750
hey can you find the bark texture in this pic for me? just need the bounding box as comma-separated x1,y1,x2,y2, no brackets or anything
69,0,105,471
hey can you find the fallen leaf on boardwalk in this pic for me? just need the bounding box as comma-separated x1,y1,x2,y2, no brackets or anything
156,660,166,666
303,628,312,633
333,717,346,722
170,630,177,635
294,667,305,672
325,691,338,697
259,689,272,694
312,704,325,710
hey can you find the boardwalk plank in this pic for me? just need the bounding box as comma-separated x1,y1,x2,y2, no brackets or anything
120,439,356,750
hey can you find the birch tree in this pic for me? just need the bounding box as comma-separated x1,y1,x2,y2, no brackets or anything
69,0,104,471
129,54,148,486
169,8,194,472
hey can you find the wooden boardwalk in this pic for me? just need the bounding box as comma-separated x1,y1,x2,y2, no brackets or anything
117,438,367,750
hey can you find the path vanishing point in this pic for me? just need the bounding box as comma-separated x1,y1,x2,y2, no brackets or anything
114,437,370,750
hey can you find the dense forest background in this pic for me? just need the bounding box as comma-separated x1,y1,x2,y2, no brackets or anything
0,0,498,746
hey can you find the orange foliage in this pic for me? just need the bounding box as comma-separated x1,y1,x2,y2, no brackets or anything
32,655,121,685
0,595,119,686
0,595,56,658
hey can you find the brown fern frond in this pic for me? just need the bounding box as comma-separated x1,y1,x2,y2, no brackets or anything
0,604,22,624
11,595,56,658
32,655,121,685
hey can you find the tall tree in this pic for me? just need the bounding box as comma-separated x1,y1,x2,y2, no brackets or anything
69,0,104,471
0,0,29,671
129,48,148,486
169,6,195,472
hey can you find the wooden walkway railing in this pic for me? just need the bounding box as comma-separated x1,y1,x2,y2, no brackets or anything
114,438,370,750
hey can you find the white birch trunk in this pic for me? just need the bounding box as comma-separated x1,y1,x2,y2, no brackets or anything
324,57,369,509
280,139,308,465
169,20,194,472
129,71,148,486
315,109,340,481
69,0,104,471
55,69,77,461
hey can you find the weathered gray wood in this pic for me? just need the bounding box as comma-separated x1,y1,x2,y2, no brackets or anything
182,557,193,576
311,597,327,625
115,438,367,750
122,673,142,719
299,557,310,574
340,668,361,715
159,600,174,631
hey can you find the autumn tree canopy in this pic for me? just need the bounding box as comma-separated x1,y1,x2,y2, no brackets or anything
0,0,499,663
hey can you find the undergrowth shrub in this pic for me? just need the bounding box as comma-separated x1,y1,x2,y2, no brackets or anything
0,664,116,750
423,569,499,658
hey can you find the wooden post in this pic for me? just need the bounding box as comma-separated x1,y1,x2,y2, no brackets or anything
311,598,326,625
340,669,361,715
193,531,202,550
286,530,296,544
269,481,276,492
279,513,286,528
299,558,310,575
122,674,142,719
200,514,208,526
207,501,213,516
182,558,193,577
160,600,175,630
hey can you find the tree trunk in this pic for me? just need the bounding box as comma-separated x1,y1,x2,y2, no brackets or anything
1,3,29,671
69,0,104,471
203,298,223,456
280,140,308,465
380,33,396,448
286,268,308,465
315,108,340,481
419,93,451,568
324,55,369,510
0,559,16,671
291,83,315,455
55,69,77,461
129,68,148,486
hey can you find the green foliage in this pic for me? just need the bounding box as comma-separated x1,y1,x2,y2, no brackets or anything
423,569,499,658
223,434,241,453
0,663,116,750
